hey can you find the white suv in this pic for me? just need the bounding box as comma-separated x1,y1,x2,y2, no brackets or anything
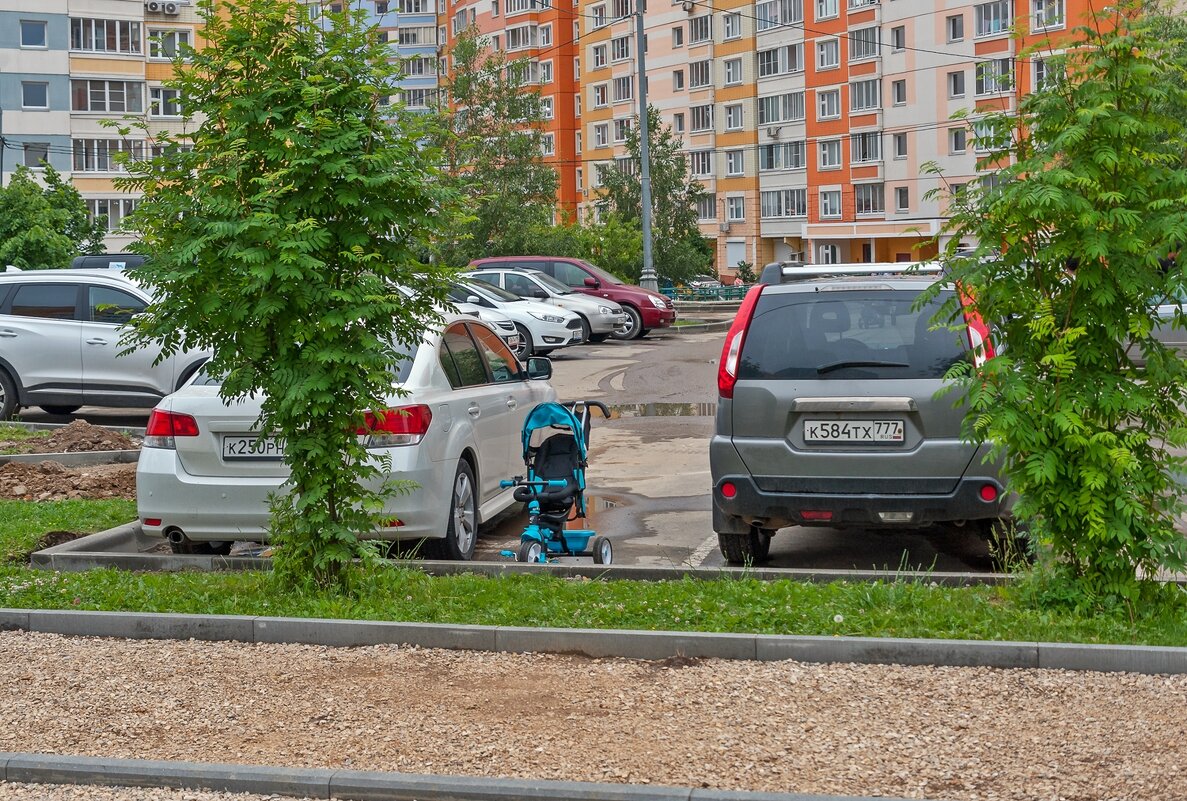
0,269,211,419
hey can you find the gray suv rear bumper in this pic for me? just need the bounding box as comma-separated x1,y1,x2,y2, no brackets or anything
712,473,1006,533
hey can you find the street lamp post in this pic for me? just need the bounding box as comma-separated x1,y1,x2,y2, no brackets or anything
634,0,657,292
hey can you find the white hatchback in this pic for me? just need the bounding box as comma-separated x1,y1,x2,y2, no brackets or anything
136,316,557,559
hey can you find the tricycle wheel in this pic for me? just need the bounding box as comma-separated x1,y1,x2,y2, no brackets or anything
517,539,544,563
592,536,612,565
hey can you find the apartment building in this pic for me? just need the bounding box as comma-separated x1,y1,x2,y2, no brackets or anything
436,0,581,217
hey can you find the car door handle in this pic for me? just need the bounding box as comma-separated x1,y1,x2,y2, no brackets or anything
506,399,517,410
0,330,16,338
467,405,481,418
86,338,110,345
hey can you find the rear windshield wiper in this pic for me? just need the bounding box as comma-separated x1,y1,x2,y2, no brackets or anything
816,360,910,374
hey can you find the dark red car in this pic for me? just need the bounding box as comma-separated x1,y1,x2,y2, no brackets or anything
468,256,676,340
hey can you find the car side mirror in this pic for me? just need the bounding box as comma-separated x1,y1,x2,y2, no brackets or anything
532,290,548,299
584,277,600,289
466,295,482,304
525,356,552,380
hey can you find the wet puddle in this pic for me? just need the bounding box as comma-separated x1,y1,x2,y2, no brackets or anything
606,402,717,418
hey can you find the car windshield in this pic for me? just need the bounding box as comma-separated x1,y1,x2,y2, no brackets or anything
532,272,573,295
738,289,967,380
453,279,523,303
192,340,421,387
580,261,624,286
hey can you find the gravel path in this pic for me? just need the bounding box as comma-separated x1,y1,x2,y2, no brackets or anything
2,631,1187,800
0,783,298,801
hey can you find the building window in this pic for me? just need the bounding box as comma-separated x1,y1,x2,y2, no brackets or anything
726,150,744,176
541,134,555,156
575,131,582,153
591,4,607,27
405,56,435,76
890,25,905,51
71,80,146,113
757,91,805,124
849,27,879,61
23,143,49,169
893,186,909,212
540,96,554,119
150,88,181,116
540,24,552,46
690,60,711,88
893,133,907,159
487,0,496,15
506,24,539,49
540,61,553,83
70,18,142,53
673,112,685,133
724,58,743,85
593,45,607,68
399,26,436,44
854,183,884,215
86,198,139,232
817,89,840,120
820,190,842,218
756,44,803,78
20,20,48,48
973,120,1011,153
689,15,712,44
949,128,967,154
819,139,842,169
976,58,1013,94
691,104,713,132
593,84,608,107
850,78,880,111
817,39,839,70
725,103,743,130
594,123,609,147
73,139,146,172
850,132,881,163
818,244,840,264
612,0,632,18
760,189,807,218
574,57,580,79
613,118,632,141
948,70,966,98
612,76,633,102
723,13,742,39
816,0,839,20
611,35,630,61
947,13,965,41
1033,0,1063,29
672,26,683,47
891,79,906,105
727,196,745,221
757,0,804,30
758,141,806,171
402,88,436,108
21,82,49,110
697,194,716,221
673,70,685,91
689,150,713,176
975,0,1012,37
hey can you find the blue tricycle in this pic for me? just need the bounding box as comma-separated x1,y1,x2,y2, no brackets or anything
500,400,613,564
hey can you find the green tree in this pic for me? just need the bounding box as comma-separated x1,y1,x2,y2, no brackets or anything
595,105,710,283
926,3,1187,606
0,164,104,268
114,0,456,588
424,25,558,265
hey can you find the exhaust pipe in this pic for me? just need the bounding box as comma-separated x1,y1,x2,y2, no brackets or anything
166,528,187,545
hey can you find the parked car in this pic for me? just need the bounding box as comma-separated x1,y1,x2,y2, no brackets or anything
454,302,521,355
462,267,628,343
137,315,558,558
447,278,583,358
686,275,722,290
468,256,676,340
710,262,1007,564
0,269,211,419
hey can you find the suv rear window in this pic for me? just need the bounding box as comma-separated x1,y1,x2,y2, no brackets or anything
738,289,966,380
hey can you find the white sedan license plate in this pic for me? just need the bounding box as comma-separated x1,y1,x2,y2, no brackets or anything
804,419,904,443
222,435,285,460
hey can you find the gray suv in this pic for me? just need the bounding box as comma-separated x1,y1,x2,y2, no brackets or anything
710,262,1006,564
0,270,211,419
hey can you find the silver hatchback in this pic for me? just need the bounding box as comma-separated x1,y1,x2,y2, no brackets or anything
710,262,1005,564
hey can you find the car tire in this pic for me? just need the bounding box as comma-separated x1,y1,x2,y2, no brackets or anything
0,371,19,421
637,328,651,339
441,460,478,561
513,324,534,360
576,315,592,344
610,306,643,341
39,406,80,416
589,333,609,343
718,527,771,565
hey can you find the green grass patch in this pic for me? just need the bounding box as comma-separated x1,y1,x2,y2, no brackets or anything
0,499,137,563
1,562,1186,646
0,425,52,454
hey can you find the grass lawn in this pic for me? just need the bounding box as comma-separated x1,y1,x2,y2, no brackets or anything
2,502,1186,646
0,425,52,454
0,499,137,563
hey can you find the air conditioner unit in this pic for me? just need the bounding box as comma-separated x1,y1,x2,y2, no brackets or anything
765,126,782,139
145,1,162,11
163,1,180,12
680,0,695,11
719,222,731,233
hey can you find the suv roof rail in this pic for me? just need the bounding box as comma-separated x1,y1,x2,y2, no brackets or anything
759,261,943,285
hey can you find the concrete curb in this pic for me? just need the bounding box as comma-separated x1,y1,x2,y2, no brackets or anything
668,320,732,335
3,608,1186,675
0,449,139,467
0,752,920,801
3,421,146,436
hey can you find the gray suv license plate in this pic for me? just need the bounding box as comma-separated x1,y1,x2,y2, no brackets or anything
804,420,904,443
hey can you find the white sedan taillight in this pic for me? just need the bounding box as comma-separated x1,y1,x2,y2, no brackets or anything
144,409,200,449
357,404,433,448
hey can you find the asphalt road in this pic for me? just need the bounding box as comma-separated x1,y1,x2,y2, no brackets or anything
17,322,996,572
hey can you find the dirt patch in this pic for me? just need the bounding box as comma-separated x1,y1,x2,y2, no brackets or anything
35,530,83,550
0,461,137,501
0,421,138,455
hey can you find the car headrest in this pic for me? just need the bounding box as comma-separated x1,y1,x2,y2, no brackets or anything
809,302,850,335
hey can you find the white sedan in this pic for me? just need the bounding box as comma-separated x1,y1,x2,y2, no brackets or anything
448,279,584,359
136,315,556,559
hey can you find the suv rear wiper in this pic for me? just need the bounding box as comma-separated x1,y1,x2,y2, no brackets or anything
816,360,910,374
